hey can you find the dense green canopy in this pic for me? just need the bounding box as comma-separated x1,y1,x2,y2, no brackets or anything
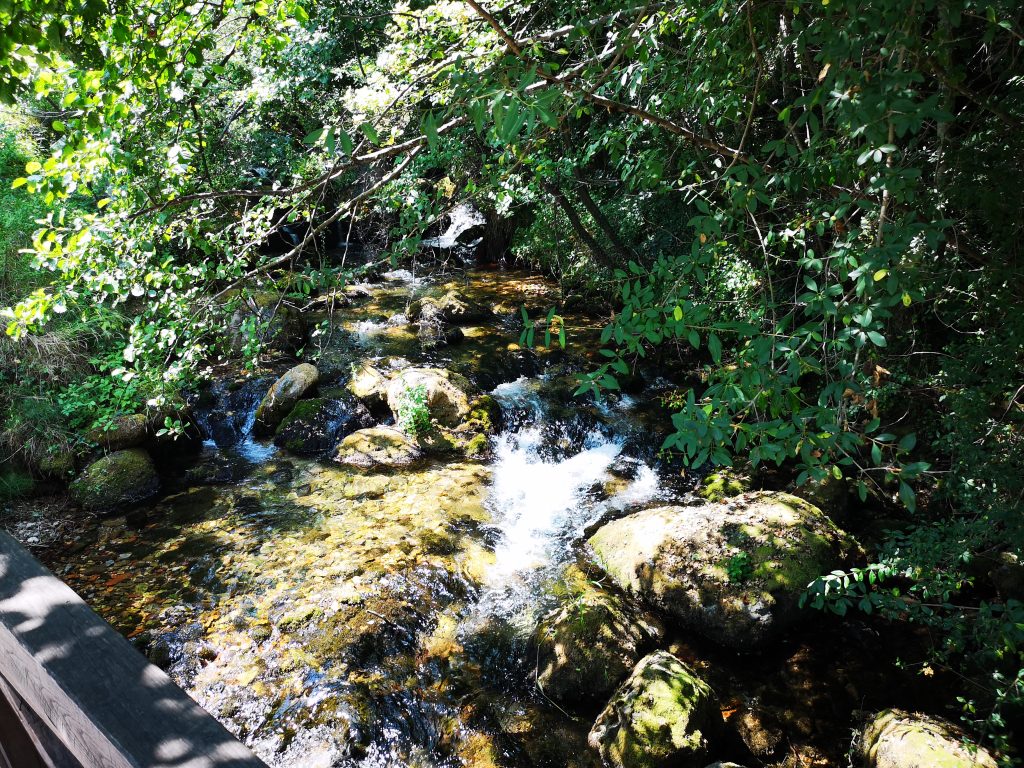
0,0,1022,757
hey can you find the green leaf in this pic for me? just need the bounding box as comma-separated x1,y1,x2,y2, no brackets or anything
423,112,439,149
303,127,326,145
358,122,379,144
708,332,722,363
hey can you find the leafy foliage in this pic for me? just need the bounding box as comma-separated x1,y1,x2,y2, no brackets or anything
395,383,430,437
1,0,1022,756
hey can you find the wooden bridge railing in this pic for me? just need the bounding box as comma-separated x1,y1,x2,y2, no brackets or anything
0,531,268,768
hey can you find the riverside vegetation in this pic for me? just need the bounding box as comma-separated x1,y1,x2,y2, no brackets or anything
0,0,1022,766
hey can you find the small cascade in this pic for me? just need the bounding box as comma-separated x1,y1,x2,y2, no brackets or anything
476,377,663,628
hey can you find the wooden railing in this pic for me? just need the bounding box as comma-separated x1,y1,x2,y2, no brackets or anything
0,531,268,768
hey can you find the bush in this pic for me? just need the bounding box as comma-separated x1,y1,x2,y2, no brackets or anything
395,384,430,437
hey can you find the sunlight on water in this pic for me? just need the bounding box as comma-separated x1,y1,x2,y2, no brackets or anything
477,378,663,627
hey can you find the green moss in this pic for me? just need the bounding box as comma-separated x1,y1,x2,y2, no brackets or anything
280,397,326,425
593,651,719,768
70,448,160,511
277,604,324,631
699,469,750,502
463,432,488,457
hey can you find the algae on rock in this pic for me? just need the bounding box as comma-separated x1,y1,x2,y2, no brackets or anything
588,651,721,768
535,565,664,706
588,492,854,648
70,448,160,511
254,363,320,434
858,709,997,768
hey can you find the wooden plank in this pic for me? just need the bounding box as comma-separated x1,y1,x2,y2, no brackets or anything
0,532,268,768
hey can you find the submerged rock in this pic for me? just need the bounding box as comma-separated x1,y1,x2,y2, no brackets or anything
535,566,663,706
588,651,721,768
385,368,473,428
415,300,465,350
70,448,160,512
254,363,319,434
588,492,854,648
858,709,997,768
334,427,423,470
273,397,373,456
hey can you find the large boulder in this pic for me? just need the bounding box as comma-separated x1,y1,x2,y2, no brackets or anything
385,368,473,428
588,492,854,649
858,709,997,768
588,651,721,768
273,397,373,456
536,566,663,706
70,448,160,512
334,427,423,470
254,363,319,434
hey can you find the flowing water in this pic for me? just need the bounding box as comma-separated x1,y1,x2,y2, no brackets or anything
40,267,940,768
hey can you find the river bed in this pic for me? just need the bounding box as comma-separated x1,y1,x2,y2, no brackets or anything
39,267,943,768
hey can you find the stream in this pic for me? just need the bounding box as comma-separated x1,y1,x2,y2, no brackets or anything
40,267,940,768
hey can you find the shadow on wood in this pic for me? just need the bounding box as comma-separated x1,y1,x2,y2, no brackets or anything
0,532,268,768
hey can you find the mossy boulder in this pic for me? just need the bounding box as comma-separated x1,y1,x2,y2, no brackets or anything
588,651,721,768
273,397,373,457
87,413,149,451
254,363,319,434
535,566,663,706
70,448,160,512
334,427,423,470
588,492,854,648
699,469,752,502
385,368,473,428
858,709,997,768
790,474,850,524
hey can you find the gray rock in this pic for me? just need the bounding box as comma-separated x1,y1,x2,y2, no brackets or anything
588,651,721,768
858,709,997,768
535,566,663,706
588,492,854,648
385,368,473,428
334,427,423,470
254,363,319,434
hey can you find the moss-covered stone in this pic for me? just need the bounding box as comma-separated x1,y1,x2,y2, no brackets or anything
588,651,721,768
858,709,997,768
70,448,160,512
535,566,663,706
334,427,423,470
588,492,855,648
346,360,389,409
273,397,372,456
254,363,319,434
699,469,751,502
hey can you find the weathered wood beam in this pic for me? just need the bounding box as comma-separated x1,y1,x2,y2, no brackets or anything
0,532,268,768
